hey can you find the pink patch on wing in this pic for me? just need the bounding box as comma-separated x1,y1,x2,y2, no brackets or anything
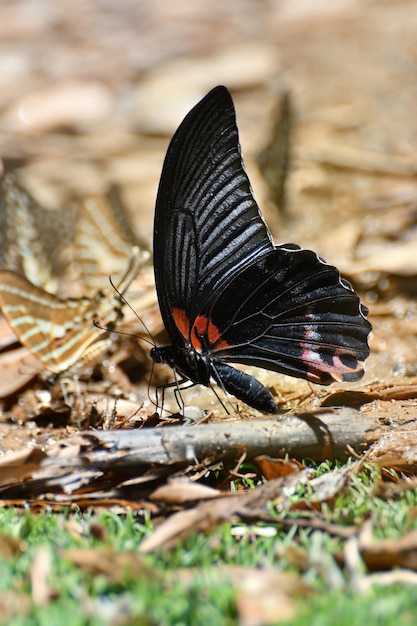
300,325,361,383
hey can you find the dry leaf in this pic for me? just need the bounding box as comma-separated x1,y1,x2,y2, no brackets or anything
254,456,304,480
31,546,52,608
176,566,310,626
359,528,417,571
0,533,24,559
149,479,223,504
61,547,157,583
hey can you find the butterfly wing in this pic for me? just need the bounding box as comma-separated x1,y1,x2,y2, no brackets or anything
153,86,371,408
154,86,273,344
0,174,74,293
201,246,371,384
0,270,101,373
75,186,147,290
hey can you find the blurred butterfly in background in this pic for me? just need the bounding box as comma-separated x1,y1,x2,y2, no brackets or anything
0,175,149,378
74,184,148,291
0,249,145,377
257,88,293,215
151,86,371,413
0,173,75,294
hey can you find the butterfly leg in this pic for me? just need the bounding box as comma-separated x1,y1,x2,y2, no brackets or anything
206,382,236,415
154,375,195,416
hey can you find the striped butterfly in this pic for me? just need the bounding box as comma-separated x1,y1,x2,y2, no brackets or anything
0,173,75,294
0,249,146,376
0,175,149,376
74,184,147,291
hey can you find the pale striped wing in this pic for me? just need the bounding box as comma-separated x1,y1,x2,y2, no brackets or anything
0,271,102,374
75,185,145,290
0,248,147,375
0,173,74,292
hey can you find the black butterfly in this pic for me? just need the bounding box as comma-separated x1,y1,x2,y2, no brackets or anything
151,86,371,413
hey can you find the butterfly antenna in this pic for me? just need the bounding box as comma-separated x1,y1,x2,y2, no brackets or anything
106,275,157,348
92,318,155,347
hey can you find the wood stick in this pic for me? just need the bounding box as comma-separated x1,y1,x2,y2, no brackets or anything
44,408,380,469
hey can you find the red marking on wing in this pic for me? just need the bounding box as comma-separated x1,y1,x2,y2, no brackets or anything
192,315,231,352
207,319,230,350
299,344,341,383
191,315,205,351
299,325,363,383
172,309,231,352
172,307,190,339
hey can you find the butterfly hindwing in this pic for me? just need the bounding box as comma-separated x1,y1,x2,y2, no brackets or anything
0,247,146,376
0,270,101,373
204,246,370,384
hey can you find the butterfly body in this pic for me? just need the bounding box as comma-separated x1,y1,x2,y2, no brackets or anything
152,86,371,413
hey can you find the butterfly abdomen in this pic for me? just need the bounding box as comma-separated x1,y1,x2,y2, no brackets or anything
212,361,279,414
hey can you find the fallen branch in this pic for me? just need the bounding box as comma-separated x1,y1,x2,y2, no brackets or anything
0,408,381,501
64,407,379,467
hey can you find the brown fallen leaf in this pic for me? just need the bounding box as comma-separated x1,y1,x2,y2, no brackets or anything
374,476,417,500
0,590,31,623
306,465,352,504
139,468,360,553
359,528,417,572
358,569,417,592
342,527,417,593
176,565,310,626
31,546,53,608
0,316,17,349
12,82,114,133
61,547,158,583
0,448,47,485
322,383,417,406
139,472,309,553
348,240,417,277
0,346,39,398
366,431,417,471
295,144,417,177
0,533,24,559
254,456,304,480
149,479,224,504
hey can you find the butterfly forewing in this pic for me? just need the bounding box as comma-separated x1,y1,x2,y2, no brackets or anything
0,174,74,293
75,186,144,290
154,86,273,340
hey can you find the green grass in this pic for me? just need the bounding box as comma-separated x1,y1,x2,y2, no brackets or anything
1,463,417,625
285,586,417,626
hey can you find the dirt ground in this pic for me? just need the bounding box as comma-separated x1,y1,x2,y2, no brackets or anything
0,0,417,456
